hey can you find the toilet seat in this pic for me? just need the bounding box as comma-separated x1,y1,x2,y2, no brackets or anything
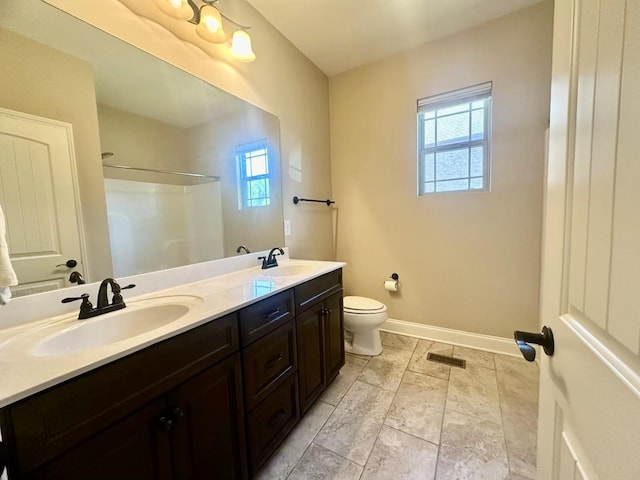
344,296,386,314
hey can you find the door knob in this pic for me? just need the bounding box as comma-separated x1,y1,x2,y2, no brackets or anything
514,326,554,362
56,259,78,268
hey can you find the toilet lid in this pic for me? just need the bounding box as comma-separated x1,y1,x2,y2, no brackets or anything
344,296,386,312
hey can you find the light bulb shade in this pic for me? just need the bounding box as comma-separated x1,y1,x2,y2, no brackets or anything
195,5,227,44
230,30,256,62
155,0,193,20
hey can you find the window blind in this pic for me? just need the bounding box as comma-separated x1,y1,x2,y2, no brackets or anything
417,81,493,113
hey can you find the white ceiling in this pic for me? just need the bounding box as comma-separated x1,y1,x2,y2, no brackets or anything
247,0,546,76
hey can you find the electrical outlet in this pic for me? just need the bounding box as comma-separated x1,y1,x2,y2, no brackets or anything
284,220,291,236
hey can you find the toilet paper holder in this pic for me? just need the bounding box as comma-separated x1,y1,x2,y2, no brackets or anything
384,273,400,292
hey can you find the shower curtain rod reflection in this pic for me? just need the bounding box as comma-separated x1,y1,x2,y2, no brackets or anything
102,163,220,181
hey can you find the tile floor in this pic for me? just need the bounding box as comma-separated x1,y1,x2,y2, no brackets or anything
256,332,539,480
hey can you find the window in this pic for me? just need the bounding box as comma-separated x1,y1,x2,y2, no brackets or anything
237,141,271,208
417,82,492,194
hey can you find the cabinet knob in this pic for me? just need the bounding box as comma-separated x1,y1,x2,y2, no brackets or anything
172,407,185,423
158,416,174,432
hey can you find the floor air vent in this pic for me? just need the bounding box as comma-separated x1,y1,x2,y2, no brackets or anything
427,353,466,369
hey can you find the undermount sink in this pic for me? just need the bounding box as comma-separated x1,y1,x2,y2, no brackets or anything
260,264,316,277
32,297,199,357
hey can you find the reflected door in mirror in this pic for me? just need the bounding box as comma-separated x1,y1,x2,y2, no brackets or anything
0,108,85,296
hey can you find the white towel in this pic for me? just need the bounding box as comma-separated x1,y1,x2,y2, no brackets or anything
0,205,18,304
0,286,11,305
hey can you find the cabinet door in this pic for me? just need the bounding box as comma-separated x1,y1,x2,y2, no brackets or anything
296,305,325,414
169,353,248,480
29,399,172,480
323,292,345,384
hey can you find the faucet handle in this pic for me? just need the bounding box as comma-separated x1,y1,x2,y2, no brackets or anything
61,293,93,318
113,284,136,305
61,293,90,304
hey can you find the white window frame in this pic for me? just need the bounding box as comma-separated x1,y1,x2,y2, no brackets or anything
417,82,492,195
237,140,271,209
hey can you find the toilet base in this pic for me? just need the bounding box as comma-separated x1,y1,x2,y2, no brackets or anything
344,328,383,356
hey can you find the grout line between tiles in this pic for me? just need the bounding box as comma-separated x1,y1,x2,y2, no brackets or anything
356,366,407,478
275,400,337,480
284,441,315,480
433,349,452,480
383,423,441,449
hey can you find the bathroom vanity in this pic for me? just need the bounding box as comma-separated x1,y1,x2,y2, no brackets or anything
0,261,344,479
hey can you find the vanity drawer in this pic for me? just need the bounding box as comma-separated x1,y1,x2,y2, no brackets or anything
242,320,297,411
6,313,239,475
239,289,295,346
246,374,299,475
294,269,342,313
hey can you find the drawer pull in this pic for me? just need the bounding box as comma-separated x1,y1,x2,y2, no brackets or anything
265,353,284,369
261,308,281,322
268,409,287,426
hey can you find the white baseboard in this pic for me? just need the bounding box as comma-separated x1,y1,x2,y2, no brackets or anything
380,318,521,357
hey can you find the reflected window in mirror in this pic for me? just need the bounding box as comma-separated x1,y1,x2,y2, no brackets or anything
238,140,271,208
252,279,276,298
0,0,285,296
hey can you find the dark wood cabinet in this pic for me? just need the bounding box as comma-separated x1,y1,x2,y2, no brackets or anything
246,374,299,474
239,294,300,476
296,291,344,414
294,271,344,415
0,268,344,480
169,354,247,480
242,321,297,411
296,304,326,412
2,313,247,479
28,354,246,480
29,399,172,480
323,292,345,384
239,290,295,347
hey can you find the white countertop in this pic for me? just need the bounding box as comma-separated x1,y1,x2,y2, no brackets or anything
0,258,345,408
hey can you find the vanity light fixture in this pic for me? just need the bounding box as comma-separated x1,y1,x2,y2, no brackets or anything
155,0,256,62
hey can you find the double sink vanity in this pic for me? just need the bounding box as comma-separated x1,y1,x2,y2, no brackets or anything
0,256,345,479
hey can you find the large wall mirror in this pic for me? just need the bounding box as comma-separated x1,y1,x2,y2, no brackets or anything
0,0,284,297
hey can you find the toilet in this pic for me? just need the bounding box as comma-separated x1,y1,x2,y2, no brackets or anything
343,296,388,356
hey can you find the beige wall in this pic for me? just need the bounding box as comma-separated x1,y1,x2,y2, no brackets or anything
0,28,113,280
47,0,334,261
97,104,189,179
187,108,283,257
330,1,553,338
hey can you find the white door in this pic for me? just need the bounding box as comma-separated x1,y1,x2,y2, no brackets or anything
0,108,86,296
535,0,640,478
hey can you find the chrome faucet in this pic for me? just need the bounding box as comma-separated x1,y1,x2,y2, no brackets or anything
259,247,284,269
62,278,135,319
236,245,251,254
